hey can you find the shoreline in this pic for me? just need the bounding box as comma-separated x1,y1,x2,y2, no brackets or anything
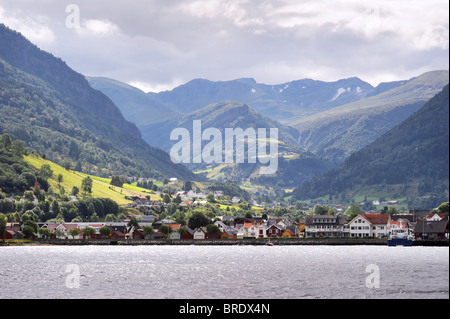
2,238,449,247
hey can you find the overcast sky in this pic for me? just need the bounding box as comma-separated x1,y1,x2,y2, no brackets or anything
0,0,448,92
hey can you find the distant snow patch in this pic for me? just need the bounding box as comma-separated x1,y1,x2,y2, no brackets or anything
331,88,346,101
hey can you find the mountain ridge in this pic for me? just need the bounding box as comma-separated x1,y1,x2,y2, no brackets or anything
292,84,450,206
0,23,196,180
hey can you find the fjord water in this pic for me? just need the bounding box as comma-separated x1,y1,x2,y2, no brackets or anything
0,245,448,299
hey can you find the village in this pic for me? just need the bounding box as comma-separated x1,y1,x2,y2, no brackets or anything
3,192,449,243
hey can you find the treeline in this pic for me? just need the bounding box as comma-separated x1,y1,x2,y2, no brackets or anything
0,133,50,194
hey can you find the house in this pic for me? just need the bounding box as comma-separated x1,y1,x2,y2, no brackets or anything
206,232,221,240
221,228,238,240
6,223,21,232
257,225,269,238
231,196,241,204
181,228,195,240
193,227,206,240
138,215,156,225
267,224,283,238
3,230,24,240
297,219,306,237
426,213,448,221
170,231,181,240
237,226,249,239
390,220,410,235
44,223,82,239
149,232,165,240
110,230,127,240
414,217,449,240
246,224,259,238
131,228,145,240
347,214,391,238
281,229,296,238
214,221,229,232
305,215,347,238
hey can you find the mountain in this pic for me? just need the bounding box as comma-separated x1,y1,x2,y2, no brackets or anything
141,101,331,187
86,76,180,126
0,24,195,180
292,85,450,204
292,70,449,165
148,77,374,122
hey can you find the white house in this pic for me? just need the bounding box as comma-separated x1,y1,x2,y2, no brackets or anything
247,225,259,238
193,227,206,240
257,225,269,238
348,214,391,238
237,226,249,239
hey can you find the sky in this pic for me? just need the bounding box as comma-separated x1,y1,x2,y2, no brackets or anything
0,0,448,93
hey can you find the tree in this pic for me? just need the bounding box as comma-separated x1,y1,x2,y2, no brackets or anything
22,225,35,238
173,195,182,204
163,194,171,204
39,164,53,179
178,227,187,237
38,228,52,239
159,225,172,237
57,174,64,184
99,226,112,238
127,217,139,228
11,140,26,156
207,193,215,203
0,213,7,241
23,190,35,202
82,227,95,239
437,202,449,213
81,177,93,196
105,214,118,222
345,204,362,220
110,175,125,188
0,133,12,150
69,228,80,239
188,212,210,230
143,226,154,238
206,224,220,235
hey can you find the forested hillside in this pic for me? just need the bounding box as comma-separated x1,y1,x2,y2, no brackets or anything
0,24,195,180
293,85,450,207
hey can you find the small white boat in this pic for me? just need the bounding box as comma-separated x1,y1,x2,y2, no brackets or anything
388,230,413,246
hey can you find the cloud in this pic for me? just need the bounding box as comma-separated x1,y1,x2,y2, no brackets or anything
0,5,56,48
76,19,121,37
0,0,448,90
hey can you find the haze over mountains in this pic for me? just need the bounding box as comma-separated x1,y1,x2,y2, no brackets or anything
89,69,449,168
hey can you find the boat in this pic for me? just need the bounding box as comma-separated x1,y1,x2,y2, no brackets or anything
388,230,413,246
266,239,274,246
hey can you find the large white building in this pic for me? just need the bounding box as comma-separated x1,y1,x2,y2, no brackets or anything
348,214,391,238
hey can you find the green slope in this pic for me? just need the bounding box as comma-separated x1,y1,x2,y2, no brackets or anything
24,154,161,205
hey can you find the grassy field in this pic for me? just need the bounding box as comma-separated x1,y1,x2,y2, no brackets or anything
24,155,161,205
